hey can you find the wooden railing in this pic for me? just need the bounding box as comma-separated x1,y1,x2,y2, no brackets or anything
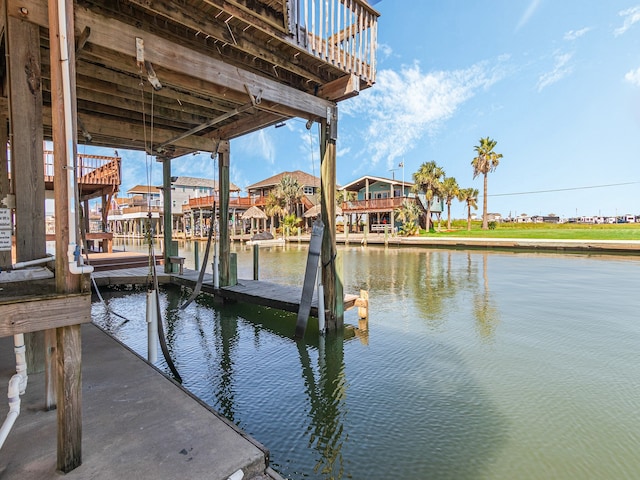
342,196,414,212
292,0,379,84
43,151,121,186
182,195,269,212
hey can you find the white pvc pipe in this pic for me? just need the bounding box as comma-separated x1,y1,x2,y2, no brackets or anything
12,255,54,269
13,334,27,395
146,290,158,363
0,375,21,449
0,334,28,450
57,0,93,276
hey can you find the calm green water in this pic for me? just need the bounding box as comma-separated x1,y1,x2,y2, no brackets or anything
93,242,640,479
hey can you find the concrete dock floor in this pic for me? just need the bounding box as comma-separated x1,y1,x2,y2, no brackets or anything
0,324,276,479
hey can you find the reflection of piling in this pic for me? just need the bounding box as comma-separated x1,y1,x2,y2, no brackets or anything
355,289,368,319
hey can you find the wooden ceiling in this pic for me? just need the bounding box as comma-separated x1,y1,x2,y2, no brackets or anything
1,0,379,158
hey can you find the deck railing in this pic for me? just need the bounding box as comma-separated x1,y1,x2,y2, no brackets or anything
291,0,379,84
342,196,412,212
182,195,269,212
43,151,121,186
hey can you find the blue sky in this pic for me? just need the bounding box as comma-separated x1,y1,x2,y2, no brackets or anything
106,0,640,219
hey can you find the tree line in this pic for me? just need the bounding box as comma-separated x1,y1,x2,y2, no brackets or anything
405,136,502,232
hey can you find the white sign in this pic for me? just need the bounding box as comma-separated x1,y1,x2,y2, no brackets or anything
0,229,11,251
0,208,10,229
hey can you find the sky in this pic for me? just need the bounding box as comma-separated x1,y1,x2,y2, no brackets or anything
102,0,640,220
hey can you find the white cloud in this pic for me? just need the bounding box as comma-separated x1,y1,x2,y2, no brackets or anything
564,27,592,41
241,129,276,165
625,67,640,87
536,52,573,91
614,6,640,36
516,0,542,31
342,60,506,169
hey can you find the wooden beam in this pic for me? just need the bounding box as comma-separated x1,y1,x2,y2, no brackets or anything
319,116,342,330
7,14,45,263
218,140,230,286
316,74,360,102
125,0,325,84
41,106,215,153
56,323,82,472
48,0,79,294
10,0,332,119
0,293,91,337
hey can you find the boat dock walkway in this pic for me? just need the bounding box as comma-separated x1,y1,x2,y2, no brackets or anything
93,267,359,318
0,324,278,480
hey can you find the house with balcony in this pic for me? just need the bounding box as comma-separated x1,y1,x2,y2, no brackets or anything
175,177,241,236
246,170,320,220
340,175,441,232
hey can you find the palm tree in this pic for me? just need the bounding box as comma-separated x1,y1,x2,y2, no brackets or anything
471,137,503,230
457,188,479,231
265,191,286,232
412,161,445,231
394,199,422,235
441,177,459,230
275,175,303,216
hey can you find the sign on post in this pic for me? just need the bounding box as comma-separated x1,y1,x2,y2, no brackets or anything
0,208,11,252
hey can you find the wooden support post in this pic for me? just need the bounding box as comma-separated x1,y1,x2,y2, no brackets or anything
253,243,259,280
162,157,173,273
218,140,231,286
47,0,85,471
8,11,47,374
319,107,343,330
56,324,82,473
7,14,46,264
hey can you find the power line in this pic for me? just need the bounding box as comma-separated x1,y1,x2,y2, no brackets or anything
489,181,640,197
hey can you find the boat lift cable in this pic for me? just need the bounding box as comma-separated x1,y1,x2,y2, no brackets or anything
179,201,216,310
179,144,220,310
149,241,182,382
139,69,182,382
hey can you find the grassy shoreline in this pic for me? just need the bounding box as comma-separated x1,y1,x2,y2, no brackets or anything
424,222,640,241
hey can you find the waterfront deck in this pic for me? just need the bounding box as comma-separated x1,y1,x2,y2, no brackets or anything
0,324,275,480
94,266,358,319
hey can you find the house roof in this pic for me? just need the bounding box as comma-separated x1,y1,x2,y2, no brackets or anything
246,170,321,191
127,185,162,195
172,176,241,192
340,175,415,192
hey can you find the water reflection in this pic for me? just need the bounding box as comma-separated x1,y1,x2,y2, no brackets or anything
298,335,348,479
92,244,640,479
473,253,500,342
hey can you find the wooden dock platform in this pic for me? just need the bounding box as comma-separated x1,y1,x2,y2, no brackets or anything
94,267,358,318
218,279,358,317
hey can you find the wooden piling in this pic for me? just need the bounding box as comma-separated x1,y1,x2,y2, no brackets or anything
253,244,259,280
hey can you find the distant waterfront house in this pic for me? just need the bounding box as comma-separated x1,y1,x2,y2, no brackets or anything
339,175,436,232
172,176,241,234
107,185,163,236
245,170,320,217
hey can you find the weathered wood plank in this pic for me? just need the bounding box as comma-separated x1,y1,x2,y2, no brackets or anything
220,279,357,317
0,294,91,337
56,323,82,472
7,15,45,263
11,0,333,119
